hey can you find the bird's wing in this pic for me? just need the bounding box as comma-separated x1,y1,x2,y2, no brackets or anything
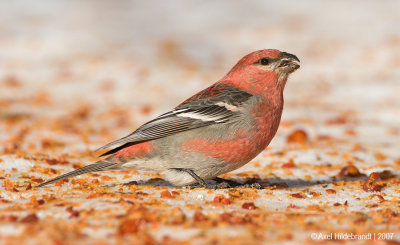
97,84,252,157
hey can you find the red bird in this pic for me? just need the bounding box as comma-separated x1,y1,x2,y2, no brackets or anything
37,49,300,189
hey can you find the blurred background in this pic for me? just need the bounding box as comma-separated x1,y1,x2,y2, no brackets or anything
0,0,400,155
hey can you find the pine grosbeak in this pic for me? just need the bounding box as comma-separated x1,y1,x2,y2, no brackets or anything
37,49,300,189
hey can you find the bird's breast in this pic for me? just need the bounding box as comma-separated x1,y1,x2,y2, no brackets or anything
180,98,283,165
249,97,283,152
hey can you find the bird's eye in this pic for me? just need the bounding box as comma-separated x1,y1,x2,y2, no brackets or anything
260,58,269,65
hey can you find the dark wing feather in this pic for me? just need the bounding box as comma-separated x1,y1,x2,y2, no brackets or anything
98,84,252,157
35,160,119,187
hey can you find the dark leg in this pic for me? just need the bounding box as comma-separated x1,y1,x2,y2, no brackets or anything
173,168,262,189
183,169,207,186
180,169,231,189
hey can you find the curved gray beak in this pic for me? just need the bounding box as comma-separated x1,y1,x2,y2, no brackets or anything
278,52,300,73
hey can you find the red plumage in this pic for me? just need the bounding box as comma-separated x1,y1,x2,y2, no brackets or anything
37,49,300,188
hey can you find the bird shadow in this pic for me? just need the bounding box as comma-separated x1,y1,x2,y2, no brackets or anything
102,175,370,190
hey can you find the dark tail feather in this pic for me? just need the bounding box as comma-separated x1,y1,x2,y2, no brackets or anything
35,161,119,188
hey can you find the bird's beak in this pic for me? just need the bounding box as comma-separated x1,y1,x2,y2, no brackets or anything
278,52,300,73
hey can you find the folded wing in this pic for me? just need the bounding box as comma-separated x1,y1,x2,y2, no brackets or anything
98,83,252,156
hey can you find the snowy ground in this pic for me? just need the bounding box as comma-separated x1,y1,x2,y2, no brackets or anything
0,1,399,244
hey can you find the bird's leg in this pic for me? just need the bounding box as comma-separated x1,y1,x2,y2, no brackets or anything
183,169,207,186
213,177,263,189
181,169,231,189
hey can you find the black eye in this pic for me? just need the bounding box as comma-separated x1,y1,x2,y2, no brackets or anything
260,58,269,65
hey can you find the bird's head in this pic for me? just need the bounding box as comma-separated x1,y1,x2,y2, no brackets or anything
225,49,300,93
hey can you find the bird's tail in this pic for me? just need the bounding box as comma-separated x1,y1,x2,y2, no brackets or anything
35,160,120,188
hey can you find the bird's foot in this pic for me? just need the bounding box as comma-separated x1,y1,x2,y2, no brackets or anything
181,169,232,189
181,169,263,189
